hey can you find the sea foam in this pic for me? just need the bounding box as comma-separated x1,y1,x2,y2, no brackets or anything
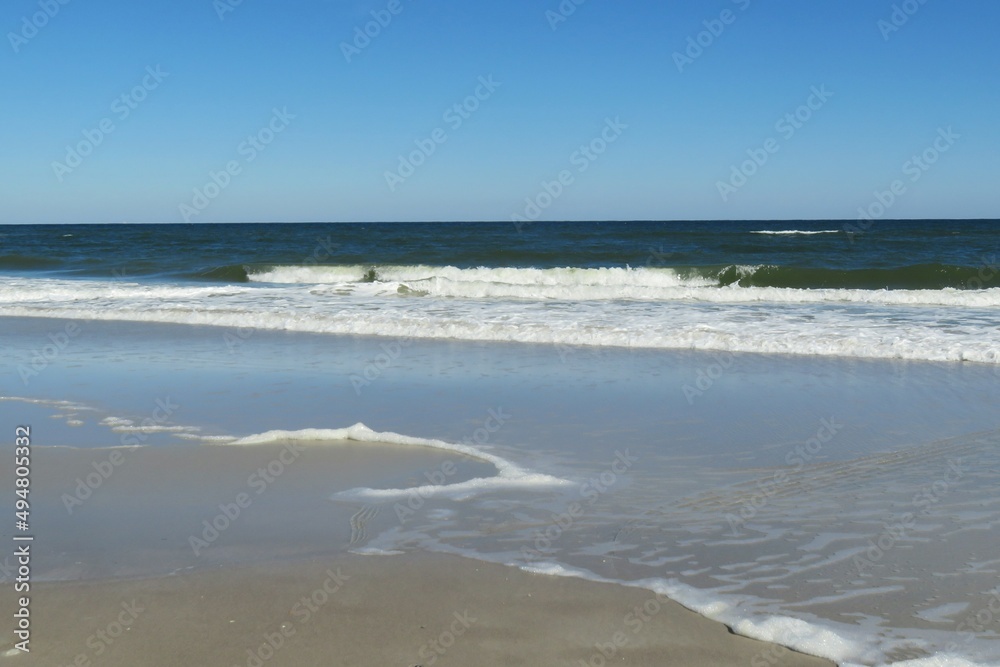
3,272,999,365
218,422,572,500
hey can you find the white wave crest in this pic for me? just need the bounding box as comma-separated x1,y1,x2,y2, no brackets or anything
750,230,841,235
249,264,718,290
3,275,1000,365
217,422,572,500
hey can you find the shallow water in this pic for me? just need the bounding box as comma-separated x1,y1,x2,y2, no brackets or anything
3,318,1000,664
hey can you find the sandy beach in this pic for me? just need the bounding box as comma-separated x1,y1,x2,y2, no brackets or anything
6,553,836,667
0,439,836,667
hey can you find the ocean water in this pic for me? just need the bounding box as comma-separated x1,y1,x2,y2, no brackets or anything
2,220,1000,666
1,220,999,363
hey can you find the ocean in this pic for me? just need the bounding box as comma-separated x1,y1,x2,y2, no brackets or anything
2,220,999,666
2,220,999,363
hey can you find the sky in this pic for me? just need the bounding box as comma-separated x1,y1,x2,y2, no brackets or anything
1,0,998,223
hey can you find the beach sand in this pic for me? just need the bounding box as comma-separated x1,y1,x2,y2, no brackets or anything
1,443,833,666
5,553,835,667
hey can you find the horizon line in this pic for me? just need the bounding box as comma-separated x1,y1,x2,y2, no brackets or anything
2,217,998,225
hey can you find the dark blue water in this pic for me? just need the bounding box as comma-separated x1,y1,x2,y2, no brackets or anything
1,220,997,290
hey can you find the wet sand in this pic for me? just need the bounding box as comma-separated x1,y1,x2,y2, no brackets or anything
2,552,834,667
0,442,832,666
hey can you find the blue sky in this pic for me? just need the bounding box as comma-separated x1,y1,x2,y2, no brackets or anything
1,0,997,223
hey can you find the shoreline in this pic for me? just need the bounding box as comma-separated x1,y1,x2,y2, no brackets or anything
1,551,834,667
0,435,836,666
